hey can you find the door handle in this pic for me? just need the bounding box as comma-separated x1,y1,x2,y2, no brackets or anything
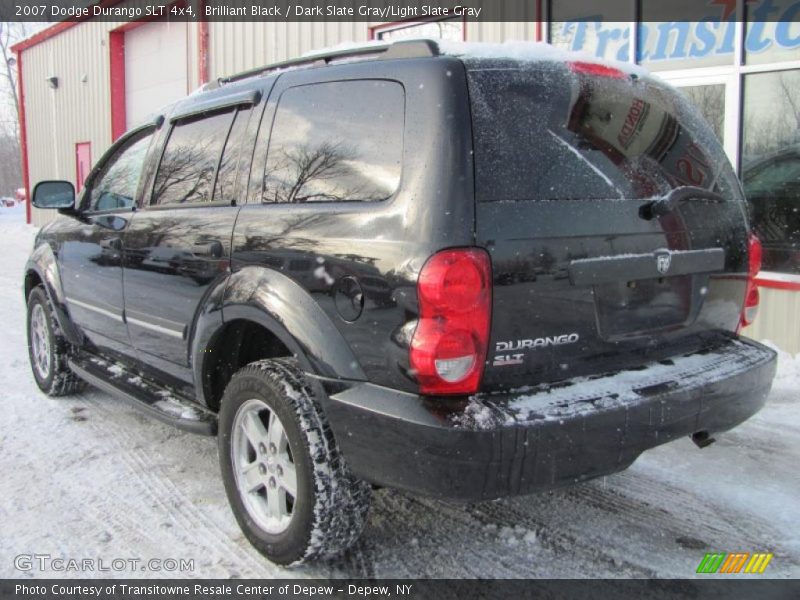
102,237,123,251
192,240,223,258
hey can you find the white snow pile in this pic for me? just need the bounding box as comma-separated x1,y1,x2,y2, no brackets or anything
453,398,503,430
484,524,538,548
0,201,25,218
154,392,205,421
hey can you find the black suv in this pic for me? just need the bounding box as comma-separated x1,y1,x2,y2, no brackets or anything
25,40,777,565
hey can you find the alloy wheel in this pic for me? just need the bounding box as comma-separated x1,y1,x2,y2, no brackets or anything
30,303,51,380
231,398,298,534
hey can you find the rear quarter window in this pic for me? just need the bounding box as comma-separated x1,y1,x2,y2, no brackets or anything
261,80,404,203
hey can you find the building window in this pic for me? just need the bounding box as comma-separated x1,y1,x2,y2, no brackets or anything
680,84,726,144
153,110,235,205
742,69,800,274
262,80,404,204
548,0,632,62
373,18,463,42
638,0,735,71
745,0,800,65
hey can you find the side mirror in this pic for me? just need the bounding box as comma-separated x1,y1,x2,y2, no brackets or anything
32,180,76,210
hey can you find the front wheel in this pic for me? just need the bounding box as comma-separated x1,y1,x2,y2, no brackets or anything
218,358,371,565
26,285,86,396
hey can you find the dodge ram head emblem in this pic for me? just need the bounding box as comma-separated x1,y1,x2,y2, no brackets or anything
656,251,672,275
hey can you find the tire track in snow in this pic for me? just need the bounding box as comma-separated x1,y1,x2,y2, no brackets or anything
73,388,284,577
462,494,658,577
22,381,800,579
607,469,800,572
5,375,800,578
351,491,537,578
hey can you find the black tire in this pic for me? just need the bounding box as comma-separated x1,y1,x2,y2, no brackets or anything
26,285,86,396
218,357,371,565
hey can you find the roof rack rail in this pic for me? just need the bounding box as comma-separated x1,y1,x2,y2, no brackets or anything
207,39,440,90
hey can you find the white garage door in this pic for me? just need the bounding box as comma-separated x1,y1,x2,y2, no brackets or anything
125,21,188,128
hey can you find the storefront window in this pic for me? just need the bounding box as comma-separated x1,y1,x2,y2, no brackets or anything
638,1,735,71
745,0,800,65
742,69,800,274
374,19,463,42
548,0,632,62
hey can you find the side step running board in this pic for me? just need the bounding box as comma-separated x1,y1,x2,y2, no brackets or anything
69,356,217,436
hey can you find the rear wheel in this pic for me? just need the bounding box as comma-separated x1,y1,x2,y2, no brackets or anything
26,285,86,396
218,357,371,565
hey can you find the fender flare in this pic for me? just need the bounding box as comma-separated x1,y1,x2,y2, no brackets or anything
192,265,366,404
24,243,83,345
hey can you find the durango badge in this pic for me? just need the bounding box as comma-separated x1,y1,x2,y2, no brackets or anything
493,333,580,366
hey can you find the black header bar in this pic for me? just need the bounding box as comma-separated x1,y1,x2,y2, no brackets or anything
2,0,799,23
2,579,800,600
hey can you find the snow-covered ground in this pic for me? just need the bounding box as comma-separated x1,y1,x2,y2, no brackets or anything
1,206,798,579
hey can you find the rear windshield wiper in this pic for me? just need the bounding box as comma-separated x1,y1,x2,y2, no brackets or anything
639,186,725,221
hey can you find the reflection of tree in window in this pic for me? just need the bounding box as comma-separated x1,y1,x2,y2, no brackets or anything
214,108,251,204
742,69,800,274
681,85,725,143
262,81,404,204
743,71,800,159
153,110,235,205
90,132,152,211
264,141,373,203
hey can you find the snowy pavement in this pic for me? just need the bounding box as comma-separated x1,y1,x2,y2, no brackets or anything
1,206,798,579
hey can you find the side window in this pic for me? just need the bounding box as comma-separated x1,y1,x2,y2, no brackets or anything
152,110,235,205
213,107,252,204
262,80,404,204
88,131,153,211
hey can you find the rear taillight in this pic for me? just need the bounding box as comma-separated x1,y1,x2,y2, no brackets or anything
739,233,762,331
410,248,492,395
568,61,627,80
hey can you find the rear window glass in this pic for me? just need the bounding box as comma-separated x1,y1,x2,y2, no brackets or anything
261,80,404,203
467,62,740,202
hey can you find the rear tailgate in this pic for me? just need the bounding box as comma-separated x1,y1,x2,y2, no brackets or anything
465,59,751,392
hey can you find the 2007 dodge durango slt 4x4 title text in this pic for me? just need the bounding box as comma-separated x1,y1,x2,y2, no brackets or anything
24,40,776,565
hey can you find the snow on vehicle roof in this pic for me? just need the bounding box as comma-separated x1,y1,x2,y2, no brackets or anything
306,39,651,78
216,38,654,87
438,40,650,78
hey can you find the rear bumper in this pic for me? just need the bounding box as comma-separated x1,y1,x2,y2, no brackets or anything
322,336,777,501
